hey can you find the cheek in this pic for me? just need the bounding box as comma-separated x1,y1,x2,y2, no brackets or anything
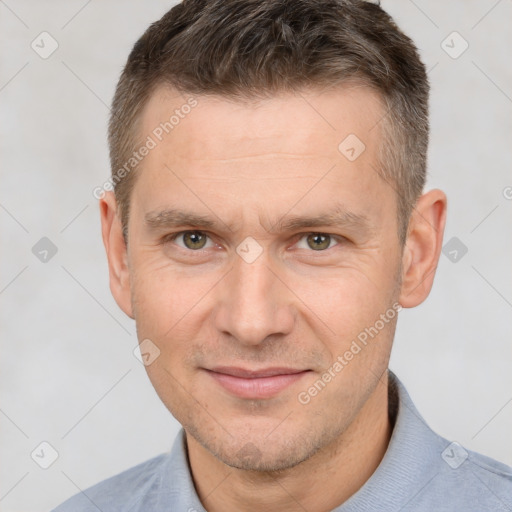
131,268,201,410
130,257,215,334
130,261,221,381
286,263,397,339
131,273,175,336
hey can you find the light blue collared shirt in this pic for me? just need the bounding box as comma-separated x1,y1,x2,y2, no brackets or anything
53,372,512,511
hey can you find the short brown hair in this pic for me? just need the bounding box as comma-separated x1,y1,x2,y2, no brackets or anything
108,0,429,245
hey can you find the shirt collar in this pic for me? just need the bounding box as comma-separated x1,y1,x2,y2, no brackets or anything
333,371,446,511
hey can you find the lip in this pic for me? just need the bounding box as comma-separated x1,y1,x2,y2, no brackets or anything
205,366,311,399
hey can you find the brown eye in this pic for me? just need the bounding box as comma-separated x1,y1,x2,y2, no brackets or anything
306,233,332,251
182,231,208,250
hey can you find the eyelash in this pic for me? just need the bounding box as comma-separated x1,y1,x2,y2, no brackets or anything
162,231,344,252
163,231,216,251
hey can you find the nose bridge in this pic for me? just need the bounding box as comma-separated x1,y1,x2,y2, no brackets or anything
214,251,293,345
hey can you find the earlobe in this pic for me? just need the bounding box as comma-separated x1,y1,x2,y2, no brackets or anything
99,191,134,319
399,189,447,308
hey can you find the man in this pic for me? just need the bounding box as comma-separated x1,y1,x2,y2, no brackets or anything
54,0,512,510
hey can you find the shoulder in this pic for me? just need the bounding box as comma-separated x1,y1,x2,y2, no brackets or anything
455,447,512,508
410,446,512,511
52,452,168,512
379,373,512,510
405,416,512,509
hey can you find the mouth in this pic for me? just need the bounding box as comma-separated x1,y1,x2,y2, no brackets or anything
204,366,312,399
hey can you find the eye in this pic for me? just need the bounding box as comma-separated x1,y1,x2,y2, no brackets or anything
296,233,341,251
168,231,214,250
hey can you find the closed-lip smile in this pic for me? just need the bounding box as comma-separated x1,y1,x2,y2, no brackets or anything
204,366,311,399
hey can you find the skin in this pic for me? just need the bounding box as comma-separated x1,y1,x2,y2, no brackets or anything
100,83,446,512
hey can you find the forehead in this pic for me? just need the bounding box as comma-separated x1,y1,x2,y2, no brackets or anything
131,84,395,235
140,83,384,162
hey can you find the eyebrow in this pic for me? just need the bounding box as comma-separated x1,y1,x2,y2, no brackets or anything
272,209,371,234
145,209,217,230
144,204,373,235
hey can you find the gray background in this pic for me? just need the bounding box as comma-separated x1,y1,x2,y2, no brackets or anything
1,1,511,510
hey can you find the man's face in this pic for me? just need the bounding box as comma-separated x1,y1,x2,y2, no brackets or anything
123,84,404,470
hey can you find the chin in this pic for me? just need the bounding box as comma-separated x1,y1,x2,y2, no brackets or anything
226,450,313,472
190,423,326,472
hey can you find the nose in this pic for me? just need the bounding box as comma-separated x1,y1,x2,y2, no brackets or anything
213,250,295,347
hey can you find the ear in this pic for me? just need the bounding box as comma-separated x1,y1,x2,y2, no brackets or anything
99,191,134,319
399,189,447,308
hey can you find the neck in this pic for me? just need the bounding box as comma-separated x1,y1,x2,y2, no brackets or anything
187,375,391,512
